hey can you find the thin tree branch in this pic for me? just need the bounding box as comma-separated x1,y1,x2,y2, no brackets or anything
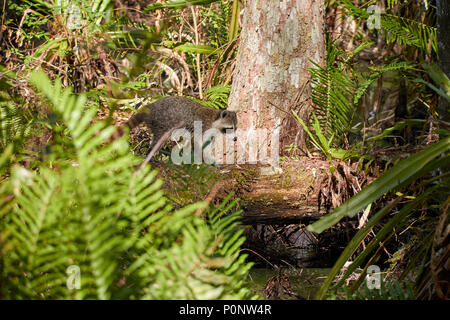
135,121,185,174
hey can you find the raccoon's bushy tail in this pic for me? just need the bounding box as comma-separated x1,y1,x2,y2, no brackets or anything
127,112,148,129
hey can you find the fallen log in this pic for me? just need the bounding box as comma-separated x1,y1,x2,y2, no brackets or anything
241,204,324,225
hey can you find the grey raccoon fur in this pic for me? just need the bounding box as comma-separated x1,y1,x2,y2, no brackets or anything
128,96,237,155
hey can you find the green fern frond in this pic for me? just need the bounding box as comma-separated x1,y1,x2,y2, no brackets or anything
308,42,356,142
130,194,255,300
354,61,416,105
0,71,141,299
1,71,253,300
386,0,408,9
205,85,231,109
190,85,231,109
338,0,436,54
309,39,418,148
166,163,219,203
381,14,437,54
0,69,34,149
350,279,415,300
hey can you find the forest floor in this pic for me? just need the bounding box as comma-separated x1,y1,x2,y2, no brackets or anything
148,153,357,268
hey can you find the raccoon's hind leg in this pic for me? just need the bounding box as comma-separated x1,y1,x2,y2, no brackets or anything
148,122,189,162
147,128,165,156
147,125,180,157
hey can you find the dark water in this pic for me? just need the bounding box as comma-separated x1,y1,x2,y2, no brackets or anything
248,268,331,300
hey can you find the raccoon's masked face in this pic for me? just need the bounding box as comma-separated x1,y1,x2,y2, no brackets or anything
213,110,238,141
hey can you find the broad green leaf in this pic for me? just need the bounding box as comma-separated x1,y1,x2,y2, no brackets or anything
367,119,425,141
328,148,349,159
145,0,219,12
174,43,219,55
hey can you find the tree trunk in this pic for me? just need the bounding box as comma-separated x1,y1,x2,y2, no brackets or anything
228,0,326,163
437,0,450,123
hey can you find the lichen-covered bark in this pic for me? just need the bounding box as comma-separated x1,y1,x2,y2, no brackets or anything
229,0,325,155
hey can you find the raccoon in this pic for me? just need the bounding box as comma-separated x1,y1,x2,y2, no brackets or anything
128,96,237,160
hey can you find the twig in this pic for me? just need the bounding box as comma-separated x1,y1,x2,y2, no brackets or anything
190,6,203,99
1,0,7,29
154,0,162,33
135,121,185,174
239,248,277,269
267,80,310,117
194,180,226,217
